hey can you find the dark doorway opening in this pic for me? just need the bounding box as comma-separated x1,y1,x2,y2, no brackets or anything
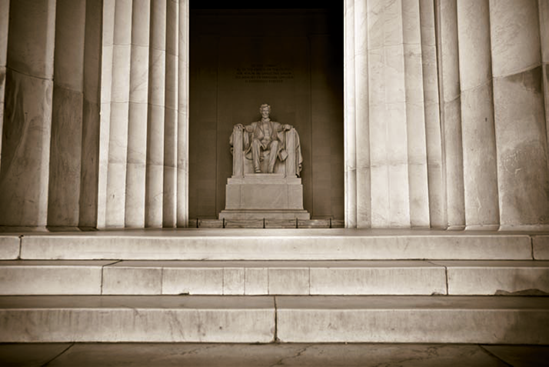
189,2,344,220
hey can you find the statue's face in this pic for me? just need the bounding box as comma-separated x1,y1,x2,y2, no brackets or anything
261,107,270,119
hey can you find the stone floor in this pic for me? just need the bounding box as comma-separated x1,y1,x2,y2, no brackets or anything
0,343,548,367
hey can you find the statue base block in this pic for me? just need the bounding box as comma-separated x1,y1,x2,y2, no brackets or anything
219,174,310,220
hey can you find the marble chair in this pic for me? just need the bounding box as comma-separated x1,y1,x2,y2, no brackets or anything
230,125,302,178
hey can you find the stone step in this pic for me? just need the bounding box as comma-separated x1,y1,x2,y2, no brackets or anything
1,260,548,296
2,230,547,260
0,295,547,344
188,218,345,229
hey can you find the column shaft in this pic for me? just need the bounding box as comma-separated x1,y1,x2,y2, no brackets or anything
146,0,166,227
96,0,116,229
420,0,445,228
344,0,357,228
125,0,150,228
176,0,190,227
540,0,549,153
104,0,133,228
48,0,86,229
79,0,104,229
0,0,56,228
368,0,411,228
163,0,179,228
354,0,371,228
0,0,9,166
436,0,465,230
457,0,499,230
490,0,549,230
402,0,430,228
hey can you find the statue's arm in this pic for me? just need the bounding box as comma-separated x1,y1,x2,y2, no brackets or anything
233,123,254,133
275,122,292,132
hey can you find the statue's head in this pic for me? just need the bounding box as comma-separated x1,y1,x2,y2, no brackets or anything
259,104,271,118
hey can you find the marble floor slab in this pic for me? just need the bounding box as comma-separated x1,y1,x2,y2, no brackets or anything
1,343,548,367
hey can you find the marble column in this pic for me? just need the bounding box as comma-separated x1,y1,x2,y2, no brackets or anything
402,0,430,228
106,0,133,228
344,0,358,228
146,0,166,228
79,0,104,230
436,0,465,230
354,0,371,228
419,0,445,228
457,0,499,230
490,0,549,230
176,0,190,227
368,0,411,228
125,0,150,228
47,0,86,229
0,0,56,229
0,0,9,165
96,0,116,229
163,0,179,228
540,0,549,151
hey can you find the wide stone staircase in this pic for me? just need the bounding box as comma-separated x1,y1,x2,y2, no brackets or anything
0,229,548,344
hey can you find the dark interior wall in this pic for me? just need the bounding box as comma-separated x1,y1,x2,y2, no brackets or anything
189,5,344,219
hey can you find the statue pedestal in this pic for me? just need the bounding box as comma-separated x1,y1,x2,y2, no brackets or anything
219,174,310,220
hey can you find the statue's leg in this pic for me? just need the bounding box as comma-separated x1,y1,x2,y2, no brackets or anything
252,139,262,173
267,140,279,173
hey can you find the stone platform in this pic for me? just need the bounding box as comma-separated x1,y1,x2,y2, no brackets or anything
0,229,548,344
220,174,310,220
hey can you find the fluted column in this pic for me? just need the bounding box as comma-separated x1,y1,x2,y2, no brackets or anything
436,0,465,230
0,0,56,229
354,0,371,228
420,0,445,228
368,0,411,228
47,0,86,229
97,0,116,229
457,0,499,230
0,0,9,165
79,0,103,229
177,0,189,227
125,0,150,228
540,0,549,150
106,0,133,228
490,0,549,230
163,0,179,228
344,0,358,228
176,0,190,227
146,0,166,227
402,0,430,228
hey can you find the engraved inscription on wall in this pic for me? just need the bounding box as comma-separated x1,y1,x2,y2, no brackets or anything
235,64,294,83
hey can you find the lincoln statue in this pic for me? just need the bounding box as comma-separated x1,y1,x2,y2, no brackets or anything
232,104,292,173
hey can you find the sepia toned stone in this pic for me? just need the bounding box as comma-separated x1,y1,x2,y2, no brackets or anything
221,105,310,220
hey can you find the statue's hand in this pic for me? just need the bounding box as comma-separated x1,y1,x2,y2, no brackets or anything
234,124,244,131
284,124,292,131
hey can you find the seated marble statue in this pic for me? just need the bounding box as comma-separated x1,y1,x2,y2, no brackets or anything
231,104,302,176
